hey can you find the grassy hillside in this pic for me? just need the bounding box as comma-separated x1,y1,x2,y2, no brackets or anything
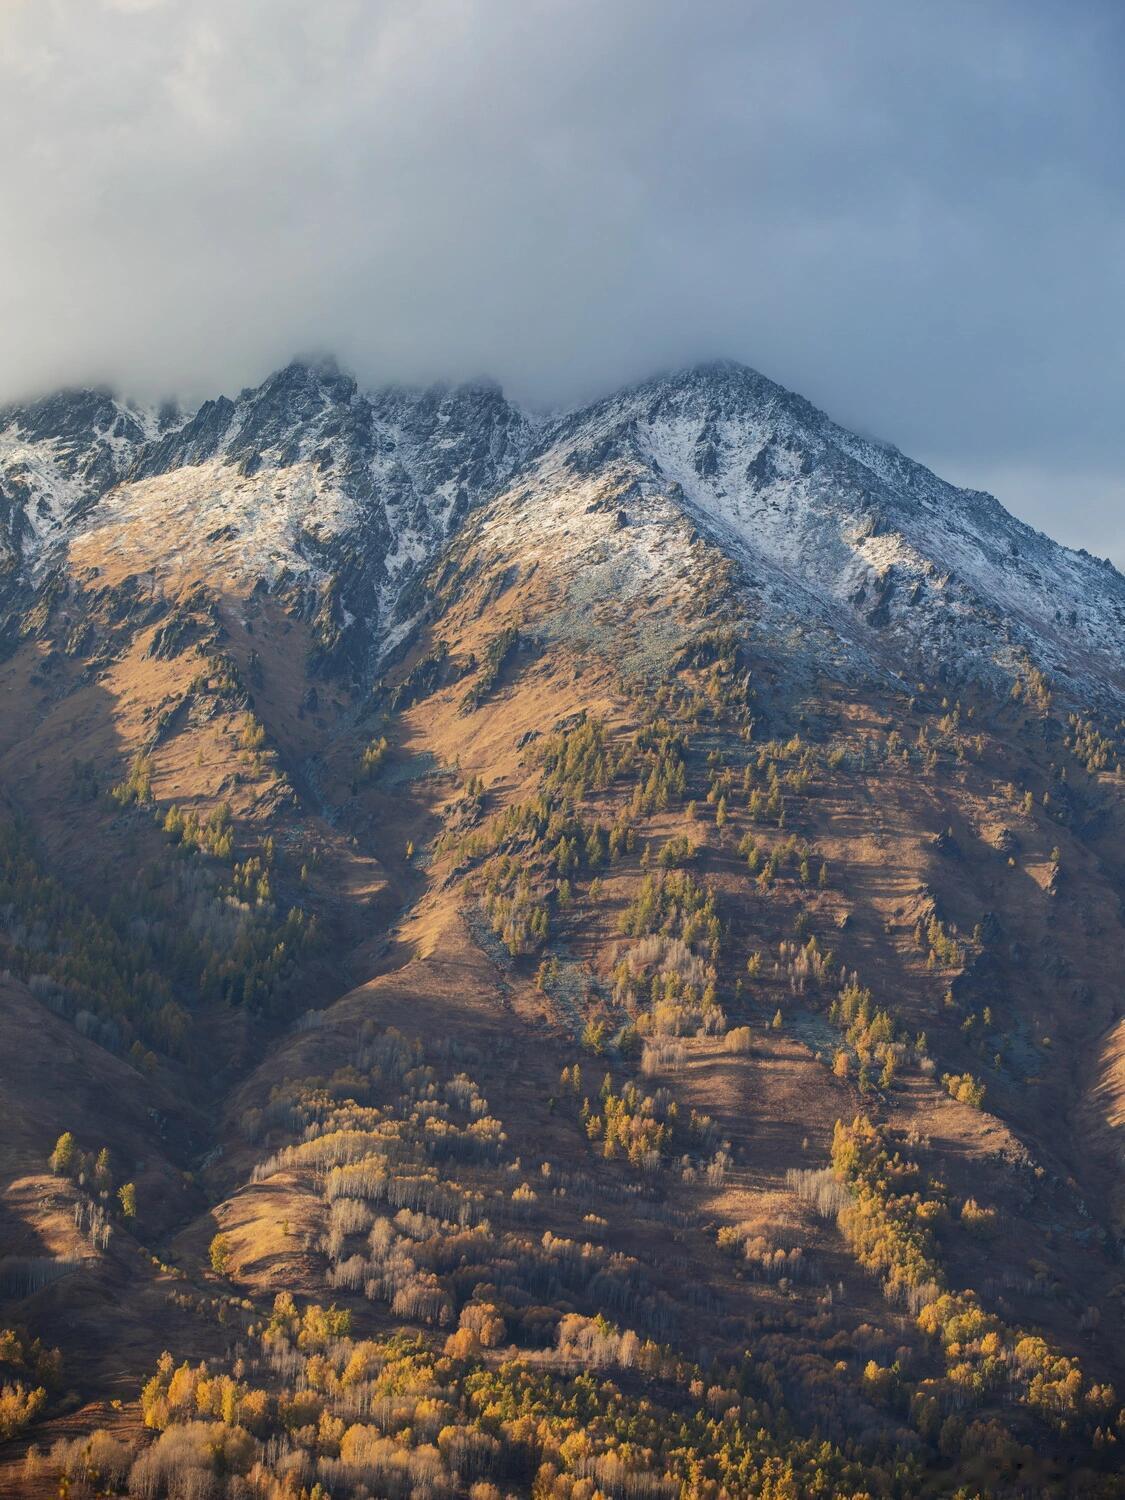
1,488,1123,1498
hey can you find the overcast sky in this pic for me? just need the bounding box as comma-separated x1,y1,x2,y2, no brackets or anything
1,0,1122,561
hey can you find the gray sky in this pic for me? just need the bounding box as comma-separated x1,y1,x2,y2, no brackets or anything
1,0,1122,562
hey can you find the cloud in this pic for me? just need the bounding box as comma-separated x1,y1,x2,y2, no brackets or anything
0,0,1122,556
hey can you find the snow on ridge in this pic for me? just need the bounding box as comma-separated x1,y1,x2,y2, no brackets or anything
67,457,363,593
5,368,532,630
602,369,1125,700
480,362,1125,703
3,358,1123,705
0,392,162,571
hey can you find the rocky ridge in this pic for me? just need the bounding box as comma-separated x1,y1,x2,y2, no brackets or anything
2,357,1122,704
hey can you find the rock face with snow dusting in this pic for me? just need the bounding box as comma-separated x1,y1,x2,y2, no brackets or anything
3,357,1122,703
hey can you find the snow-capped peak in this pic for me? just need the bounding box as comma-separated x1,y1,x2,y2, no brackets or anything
511,360,1125,702
2,358,1122,706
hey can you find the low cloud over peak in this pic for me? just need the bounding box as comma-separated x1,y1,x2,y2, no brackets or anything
1,0,1122,559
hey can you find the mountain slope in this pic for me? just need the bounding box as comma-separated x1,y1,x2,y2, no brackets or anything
1,359,1124,1498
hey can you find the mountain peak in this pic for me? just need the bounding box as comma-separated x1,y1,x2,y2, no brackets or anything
616,355,776,399
2,355,1123,708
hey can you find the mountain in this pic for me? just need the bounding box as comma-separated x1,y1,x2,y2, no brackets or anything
1,361,532,676
543,361,1125,701
4,357,1122,700
1,358,1124,1497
